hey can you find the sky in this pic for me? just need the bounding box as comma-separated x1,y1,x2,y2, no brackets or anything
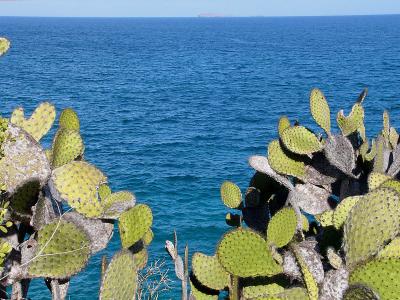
0,0,400,17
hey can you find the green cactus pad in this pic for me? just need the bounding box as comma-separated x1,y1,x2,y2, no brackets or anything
0,124,51,194
315,210,334,227
301,214,309,232
278,116,291,137
268,140,305,179
59,108,80,131
293,247,319,300
97,184,112,201
28,221,90,278
101,191,136,219
248,155,294,190
389,127,398,149
142,229,154,246
256,288,308,300
378,237,400,258
349,258,400,300
0,37,10,56
337,103,364,136
344,187,400,269
10,180,40,218
267,207,297,248
190,280,218,300
343,284,380,300
216,228,282,278
310,88,331,134
373,136,386,173
242,283,284,299
280,126,323,155
327,247,343,269
10,102,56,142
133,247,148,270
51,129,84,168
99,250,137,300
118,204,153,249
50,161,107,218
364,139,377,162
379,179,400,194
368,172,391,191
333,195,362,229
192,253,229,290
220,181,242,209
0,239,12,267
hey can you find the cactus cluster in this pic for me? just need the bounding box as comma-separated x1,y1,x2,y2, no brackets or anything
0,38,154,300
181,88,400,300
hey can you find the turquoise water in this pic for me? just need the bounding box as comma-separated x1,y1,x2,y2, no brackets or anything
1,15,400,299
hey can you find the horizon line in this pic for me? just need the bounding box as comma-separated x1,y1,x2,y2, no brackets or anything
0,12,400,18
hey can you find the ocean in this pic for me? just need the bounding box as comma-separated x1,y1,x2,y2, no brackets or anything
0,15,400,299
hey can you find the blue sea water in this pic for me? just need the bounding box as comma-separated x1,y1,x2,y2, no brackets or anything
0,15,400,299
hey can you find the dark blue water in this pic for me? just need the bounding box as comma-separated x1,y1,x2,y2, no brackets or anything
1,15,400,299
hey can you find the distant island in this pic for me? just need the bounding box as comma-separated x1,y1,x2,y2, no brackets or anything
197,13,229,18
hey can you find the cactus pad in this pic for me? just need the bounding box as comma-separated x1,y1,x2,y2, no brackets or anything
349,258,400,299
99,250,137,300
97,184,112,201
315,210,334,227
142,229,154,246
310,88,331,134
248,155,294,190
368,172,391,191
324,135,355,177
10,102,56,142
28,221,90,278
343,284,380,300
220,181,242,209
242,283,284,299
333,195,361,229
133,247,148,270
51,129,84,168
0,124,51,194
256,288,308,300
278,116,291,136
190,280,218,300
267,207,297,248
118,204,153,248
50,161,107,217
337,103,364,136
59,108,80,131
192,253,229,290
377,237,400,258
319,268,349,300
216,228,282,277
344,187,400,269
102,191,136,219
290,183,331,215
293,247,319,300
0,37,10,56
268,140,305,179
280,126,323,155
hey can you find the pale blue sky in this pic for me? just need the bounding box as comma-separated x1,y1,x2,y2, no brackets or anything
0,0,400,17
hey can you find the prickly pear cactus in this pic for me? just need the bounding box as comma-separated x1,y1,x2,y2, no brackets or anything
188,88,400,300
28,221,91,278
0,49,152,300
217,228,282,277
50,161,107,217
118,204,153,248
10,102,56,142
99,250,138,300
192,253,229,290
